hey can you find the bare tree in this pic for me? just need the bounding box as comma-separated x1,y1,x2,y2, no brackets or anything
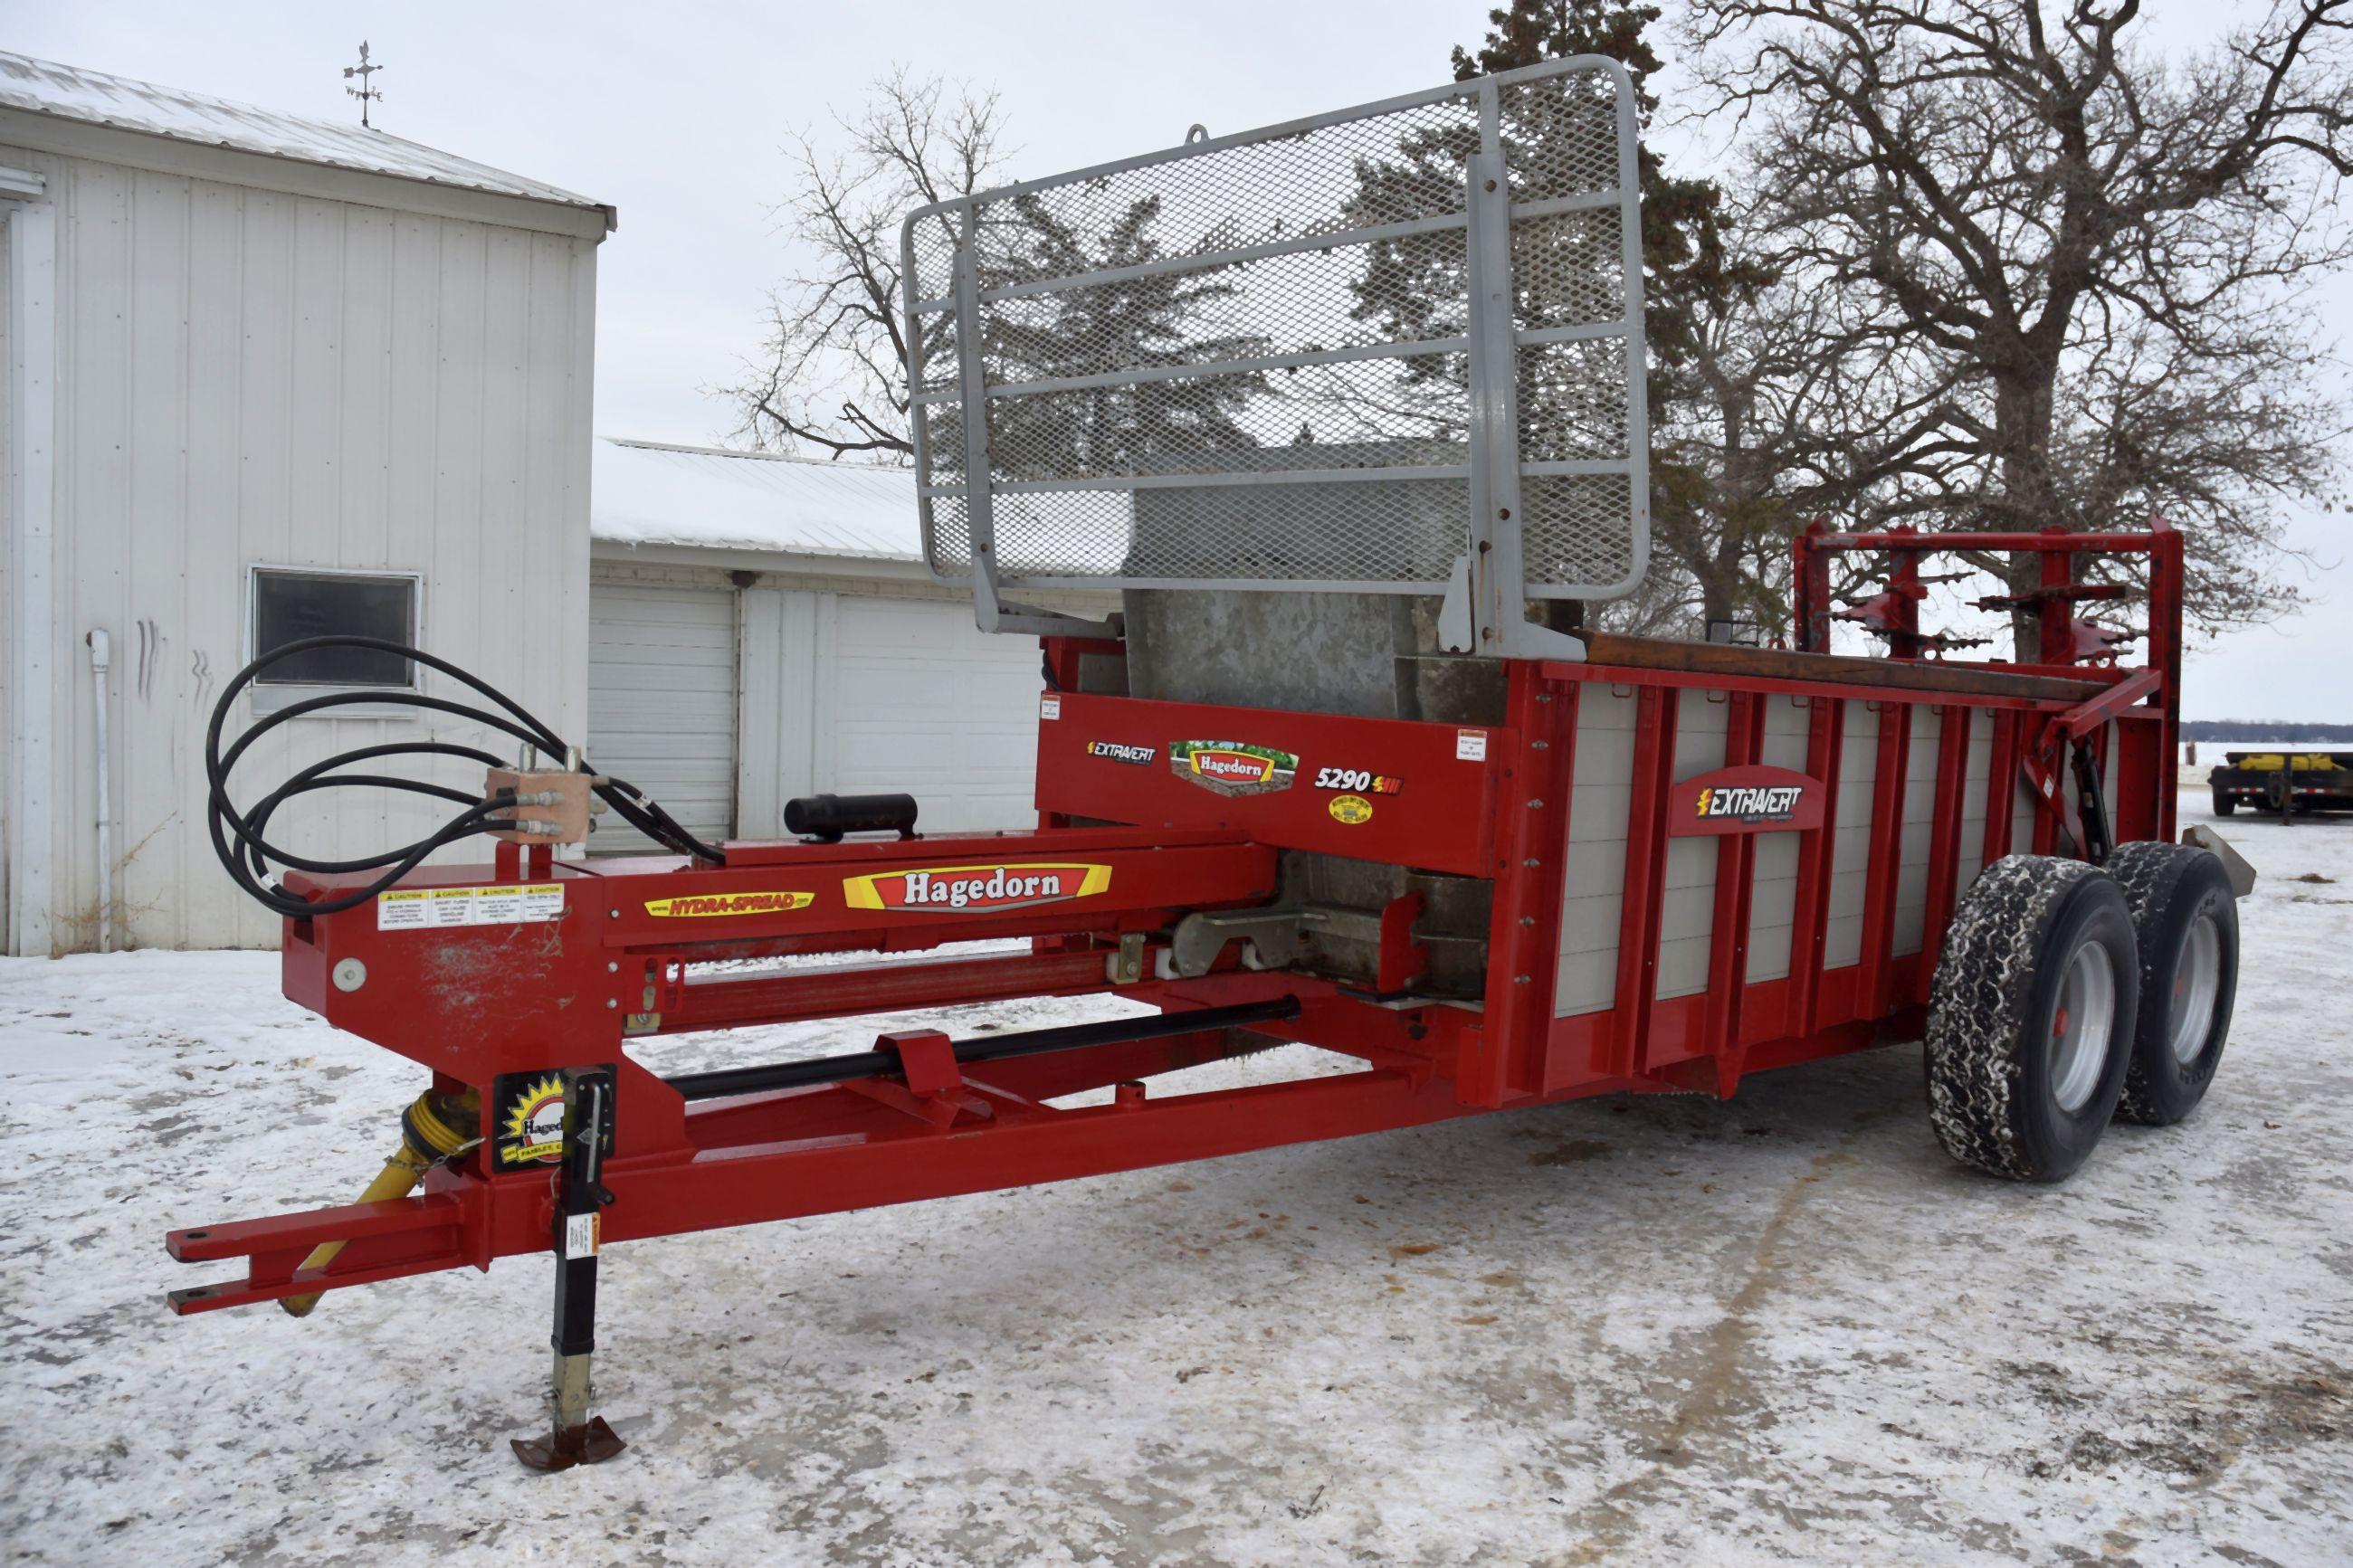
1678,1,2353,643
726,70,1010,461
1437,2,1800,636
1624,205,1966,637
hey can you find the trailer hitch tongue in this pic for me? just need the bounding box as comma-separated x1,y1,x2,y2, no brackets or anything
280,1087,479,1317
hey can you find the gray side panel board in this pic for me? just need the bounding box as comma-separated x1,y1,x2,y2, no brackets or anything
1555,684,1637,1017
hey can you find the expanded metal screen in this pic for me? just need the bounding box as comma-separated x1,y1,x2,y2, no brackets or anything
901,57,1647,602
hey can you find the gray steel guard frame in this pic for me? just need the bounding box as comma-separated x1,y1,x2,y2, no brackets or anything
900,56,1648,657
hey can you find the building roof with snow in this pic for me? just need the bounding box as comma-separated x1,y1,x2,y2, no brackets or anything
0,50,611,227
591,438,923,562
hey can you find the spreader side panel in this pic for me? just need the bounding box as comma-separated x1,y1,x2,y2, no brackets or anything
1891,705,1943,958
1655,693,1730,1002
1741,696,1814,984
1823,702,1881,969
1554,684,1638,1016
1953,708,1996,897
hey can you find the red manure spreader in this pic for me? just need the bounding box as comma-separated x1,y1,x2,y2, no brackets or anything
170,59,2245,1468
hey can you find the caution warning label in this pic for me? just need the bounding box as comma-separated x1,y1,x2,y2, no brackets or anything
376,883,565,931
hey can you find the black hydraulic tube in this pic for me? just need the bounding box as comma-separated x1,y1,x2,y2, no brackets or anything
664,995,1303,1102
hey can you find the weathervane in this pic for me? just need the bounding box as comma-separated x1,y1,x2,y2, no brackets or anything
342,41,384,129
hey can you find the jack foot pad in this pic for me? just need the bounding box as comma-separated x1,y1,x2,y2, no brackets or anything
510,1416,625,1472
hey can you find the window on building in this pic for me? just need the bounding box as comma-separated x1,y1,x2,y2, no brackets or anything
250,568,421,687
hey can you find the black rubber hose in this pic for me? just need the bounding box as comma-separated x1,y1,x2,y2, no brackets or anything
216,798,519,918
233,741,508,882
205,635,728,918
206,638,715,862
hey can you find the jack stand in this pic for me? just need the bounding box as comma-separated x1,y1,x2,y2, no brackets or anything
512,1068,626,1471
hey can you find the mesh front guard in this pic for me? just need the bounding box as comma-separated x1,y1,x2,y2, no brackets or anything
901,57,1648,603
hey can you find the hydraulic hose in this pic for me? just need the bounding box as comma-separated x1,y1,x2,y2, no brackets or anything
205,636,728,918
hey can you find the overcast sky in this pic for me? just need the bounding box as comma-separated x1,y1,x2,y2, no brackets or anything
5,0,2348,723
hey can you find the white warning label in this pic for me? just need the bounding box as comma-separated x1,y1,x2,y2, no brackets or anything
473,885,525,923
1455,728,1489,762
376,882,567,931
426,888,479,927
376,889,430,929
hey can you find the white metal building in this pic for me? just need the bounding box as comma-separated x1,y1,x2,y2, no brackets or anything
587,439,1113,851
0,52,613,955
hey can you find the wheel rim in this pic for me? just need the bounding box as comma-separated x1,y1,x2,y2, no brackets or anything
2050,941,2117,1115
2170,911,2223,1065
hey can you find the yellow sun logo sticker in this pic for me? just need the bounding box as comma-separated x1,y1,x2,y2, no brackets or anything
499,1074,567,1165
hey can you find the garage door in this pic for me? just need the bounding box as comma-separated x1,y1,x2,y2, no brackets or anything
588,584,738,852
823,597,1044,833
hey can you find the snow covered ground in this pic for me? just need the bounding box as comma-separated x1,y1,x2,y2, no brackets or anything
3,795,2348,1566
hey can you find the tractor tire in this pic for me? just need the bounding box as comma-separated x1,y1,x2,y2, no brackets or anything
2211,788,2235,818
2103,841,2239,1126
1926,854,2139,1183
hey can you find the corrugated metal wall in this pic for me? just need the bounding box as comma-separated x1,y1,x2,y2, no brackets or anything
1,140,596,952
586,556,1110,850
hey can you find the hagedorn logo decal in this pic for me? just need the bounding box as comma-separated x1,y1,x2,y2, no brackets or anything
1167,740,1298,796
490,1067,616,1169
843,862,1113,913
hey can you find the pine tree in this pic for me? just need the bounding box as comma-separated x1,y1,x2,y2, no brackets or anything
978,195,1272,480
1451,1,1767,379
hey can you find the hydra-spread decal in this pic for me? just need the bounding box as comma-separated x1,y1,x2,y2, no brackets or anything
1670,765,1825,836
843,862,1112,913
1328,794,1375,825
1168,740,1298,796
1085,740,1155,765
643,889,816,918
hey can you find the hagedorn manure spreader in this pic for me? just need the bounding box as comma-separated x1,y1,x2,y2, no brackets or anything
170,59,2247,1468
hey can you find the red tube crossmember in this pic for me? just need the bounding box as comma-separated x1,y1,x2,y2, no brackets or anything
655,948,1122,1034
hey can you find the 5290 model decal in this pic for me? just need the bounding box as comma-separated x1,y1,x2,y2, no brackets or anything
1311,765,1403,794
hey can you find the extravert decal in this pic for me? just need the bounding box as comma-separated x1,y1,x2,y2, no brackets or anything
1695,783,1806,825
